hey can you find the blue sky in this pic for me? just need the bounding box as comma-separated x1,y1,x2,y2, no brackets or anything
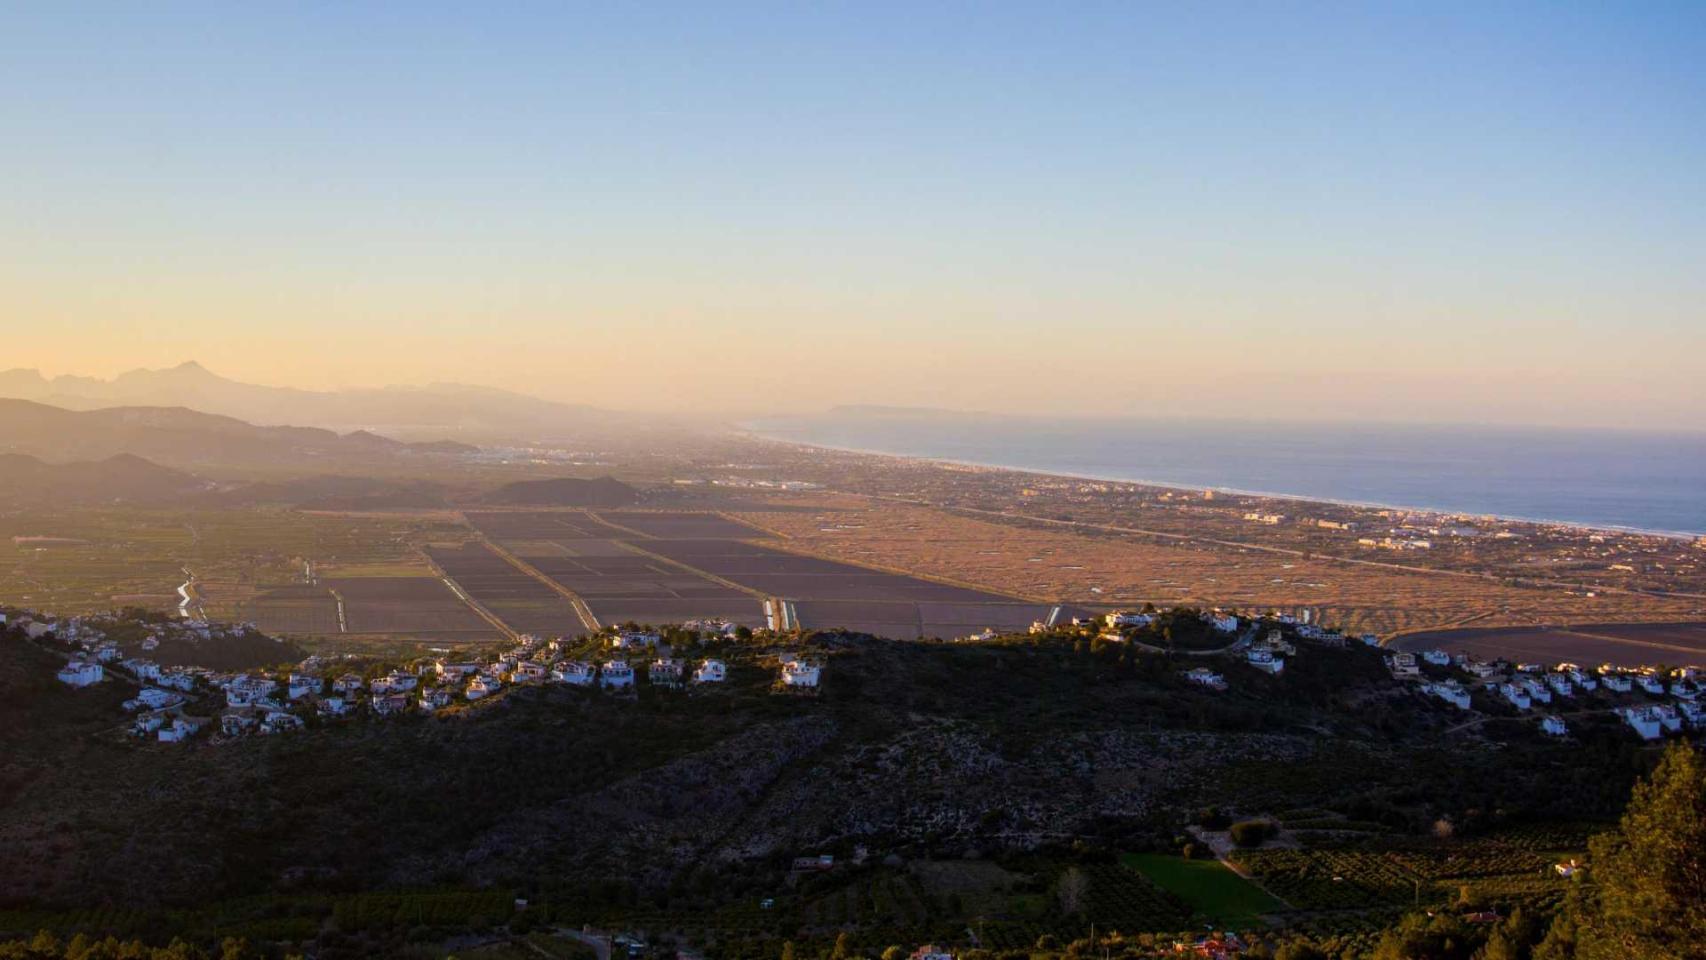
2,2,1703,426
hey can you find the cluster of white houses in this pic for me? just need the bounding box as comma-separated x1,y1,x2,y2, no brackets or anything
31,617,825,745
1395,647,1704,739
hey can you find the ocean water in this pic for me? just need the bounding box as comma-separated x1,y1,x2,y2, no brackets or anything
752,414,1706,536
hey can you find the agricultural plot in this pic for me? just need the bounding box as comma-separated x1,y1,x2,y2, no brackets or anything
238,585,343,635
323,576,498,638
425,543,587,636
463,511,625,541
638,538,1052,639
594,511,767,539
1121,854,1285,927
1391,621,1706,668
1231,833,1581,914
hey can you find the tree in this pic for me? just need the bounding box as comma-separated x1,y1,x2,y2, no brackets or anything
831,933,851,960
1057,867,1089,916
1564,742,1706,960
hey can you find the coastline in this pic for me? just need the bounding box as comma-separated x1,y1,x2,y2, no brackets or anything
740,428,1704,541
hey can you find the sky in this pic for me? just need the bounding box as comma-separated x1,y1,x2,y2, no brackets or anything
2,2,1703,429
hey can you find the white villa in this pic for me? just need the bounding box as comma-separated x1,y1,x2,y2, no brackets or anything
1545,673,1574,697
57,659,104,687
1204,612,1241,634
372,693,410,716
1424,681,1472,710
551,661,596,686
225,675,278,707
333,673,366,694
1386,652,1420,679
694,659,727,684
1183,667,1226,689
1502,683,1532,710
287,673,320,699
601,661,636,689
371,671,418,694
1104,611,1154,629
612,630,661,650
466,675,499,700
1247,648,1285,675
435,660,480,678
318,696,351,717
1541,715,1569,737
1602,674,1634,693
780,659,821,688
158,715,209,743
1622,706,1665,740
512,660,548,682
1637,673,1666,695
650,658,685,685
1522,678,1553,704
1421,649,1452,667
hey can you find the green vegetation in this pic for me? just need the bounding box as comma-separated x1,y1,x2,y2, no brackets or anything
1120,853,1284,927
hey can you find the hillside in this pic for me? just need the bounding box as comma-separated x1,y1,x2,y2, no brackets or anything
0,361,641,443
0,398,479,472
0,627,1641,914
481,475,640,507
0,453,206,505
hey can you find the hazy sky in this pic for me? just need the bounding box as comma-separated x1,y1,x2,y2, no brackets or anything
3,2,1703,428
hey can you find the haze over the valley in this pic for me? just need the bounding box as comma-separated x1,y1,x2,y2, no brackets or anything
3,4,1703,430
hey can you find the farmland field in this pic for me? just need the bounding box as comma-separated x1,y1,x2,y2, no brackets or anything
425,543,588,636
1391,621,1706,667
1121,853,1285,927
323,576,499,638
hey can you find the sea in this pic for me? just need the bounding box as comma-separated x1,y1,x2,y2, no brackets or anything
750,413,1706,537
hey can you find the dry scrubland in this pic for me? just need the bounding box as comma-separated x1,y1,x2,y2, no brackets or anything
745,497,1700,637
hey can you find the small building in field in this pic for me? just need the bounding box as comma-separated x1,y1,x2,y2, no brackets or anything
1386,652,1420,679
1541,715,1568,737
287,674,321,699
1502,683,1532,710
694,659,726,684
1422,649,1452,667
1424,681,1472,710
1622,706,1664,740
1182,667,1227,690
372,693,410,716
512,660,548,683
158,715,210,743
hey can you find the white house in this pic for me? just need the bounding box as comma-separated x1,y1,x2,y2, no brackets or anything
601,660,636,689
126,659,161,682
1205,613,1240,634
1464,661,1500,679
1546,673,1574,697
158,669,197,692
1602,675,1633,693
419,688,454,712
318,696,351,717
371,671,418,694
221,710,258,736
158,715,209,743
1541,715,1569,737
372,693,410,716
612,630,661,650
1424,681,1472,710
1386,652,1420,679
260,710,304,735
1104,611,1154,629
780,659,821,688
1622,706,1664,740
1677,701,1705,728
435,660,480,679
694,659,727,684
1569,669,1598,692
225,675,278,707
513,660,548,682
1654,704,1683,733
551,660,596,686
1502,683,1532,710
92,642,123,662
650,658,685,685
1421,649,1452,667
1182,667,1226,689
1247,648,1285,675
287,673,320,699
1637,674,1666,696
1522,678,1553,705
466,675,499,700
57,659,104,687
125,687,181,712
333,673,366,695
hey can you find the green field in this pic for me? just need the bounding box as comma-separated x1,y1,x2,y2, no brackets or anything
1121,853,1286,927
